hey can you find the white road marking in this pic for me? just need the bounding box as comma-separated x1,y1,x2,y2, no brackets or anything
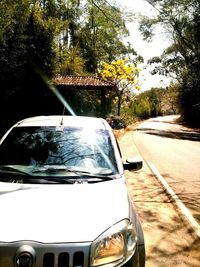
147,161,200,239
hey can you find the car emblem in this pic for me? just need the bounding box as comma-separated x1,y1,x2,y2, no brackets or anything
16,251,33,267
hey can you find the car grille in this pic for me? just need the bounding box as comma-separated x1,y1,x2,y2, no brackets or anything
0,241,91,267
43,251,85,267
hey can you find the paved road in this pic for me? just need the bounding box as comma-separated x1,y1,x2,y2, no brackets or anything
117,127,200,267
133,115,200,223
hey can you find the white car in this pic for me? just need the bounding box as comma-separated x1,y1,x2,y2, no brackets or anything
0,115,145,267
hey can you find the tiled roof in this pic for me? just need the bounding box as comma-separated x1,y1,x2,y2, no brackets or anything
54,75,116,88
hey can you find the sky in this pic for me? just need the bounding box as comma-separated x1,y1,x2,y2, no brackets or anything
115,0,172,91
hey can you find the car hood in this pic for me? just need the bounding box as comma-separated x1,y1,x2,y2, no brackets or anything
0,179,132,243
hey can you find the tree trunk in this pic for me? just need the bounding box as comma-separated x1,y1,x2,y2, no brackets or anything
117,95,121,116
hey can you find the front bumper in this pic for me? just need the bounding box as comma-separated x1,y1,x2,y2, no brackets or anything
0,241,90,267
0,241,144,267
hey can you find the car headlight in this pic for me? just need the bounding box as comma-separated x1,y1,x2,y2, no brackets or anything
90,219,137,267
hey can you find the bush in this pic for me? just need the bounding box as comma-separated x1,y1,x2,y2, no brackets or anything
178,70,200,127
106,116,127,129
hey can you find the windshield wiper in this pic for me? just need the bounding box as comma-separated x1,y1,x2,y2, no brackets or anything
81,172,113,178
70,170,117,181
32,166,117,183
0,165,32,176
41,176,113,184
32,166,114,178
38,177,76,184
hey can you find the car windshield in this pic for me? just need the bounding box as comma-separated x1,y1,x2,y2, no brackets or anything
0,126,119,182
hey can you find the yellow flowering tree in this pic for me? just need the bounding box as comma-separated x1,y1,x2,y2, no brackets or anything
98,59,140,116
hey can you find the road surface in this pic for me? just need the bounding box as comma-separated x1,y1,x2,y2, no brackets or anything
133,115,200,223
117,125,200,267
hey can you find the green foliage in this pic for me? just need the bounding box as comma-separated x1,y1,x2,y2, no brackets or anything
139,0,200,126
139,15,159,41
133,97,151,120
78,1,137,73
58,46,86,75
0,0,141,133
178,70,200,127
126,86,179,121
0,0,60,130
59,89,102,117
0,0,137,77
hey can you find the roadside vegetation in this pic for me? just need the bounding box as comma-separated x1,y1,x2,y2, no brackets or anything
0,0,199,134
138,0,200,127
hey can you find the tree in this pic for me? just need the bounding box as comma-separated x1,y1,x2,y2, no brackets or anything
126,86,179,121
0,0,142,132
98,59,140,116
138,0,200,126
78,1,138,73
0,1,61,129
40,0,138,75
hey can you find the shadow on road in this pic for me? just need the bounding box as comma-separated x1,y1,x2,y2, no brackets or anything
135,115,200,142
136,128,200,142
126,169,200,267
162,174,200,223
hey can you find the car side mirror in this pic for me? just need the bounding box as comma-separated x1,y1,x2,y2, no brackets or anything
123,157,143,171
